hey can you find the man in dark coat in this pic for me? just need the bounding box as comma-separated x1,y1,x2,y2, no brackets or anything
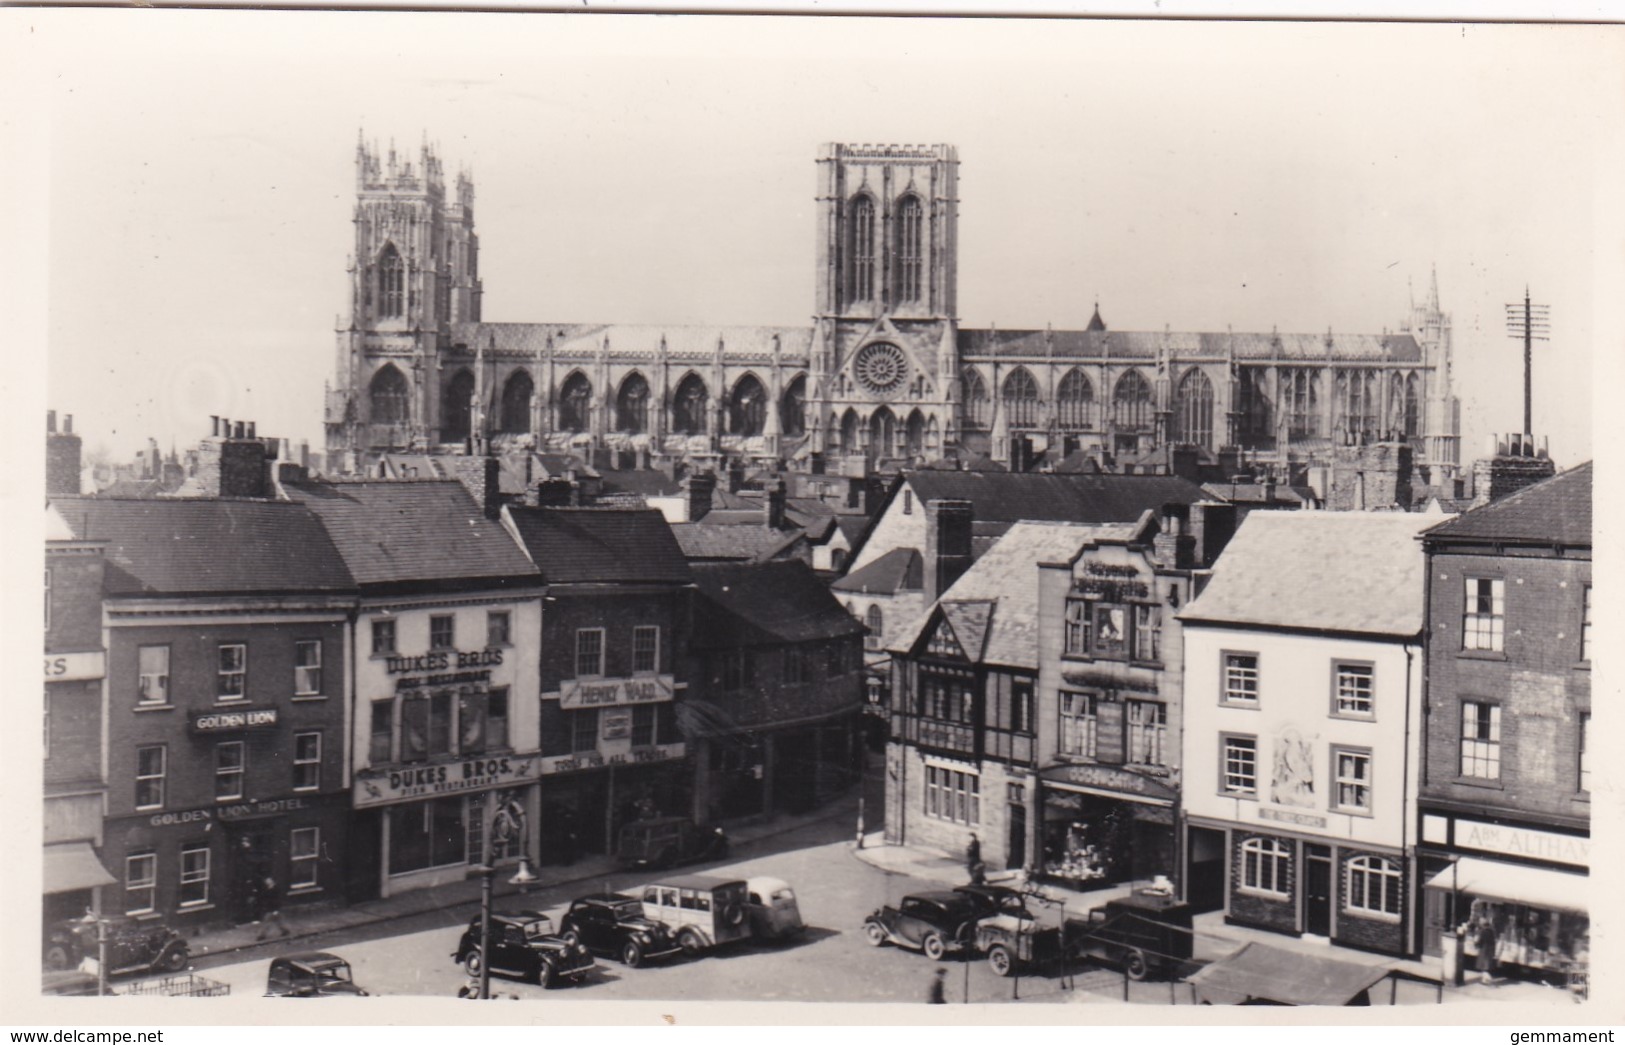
966,834,986,885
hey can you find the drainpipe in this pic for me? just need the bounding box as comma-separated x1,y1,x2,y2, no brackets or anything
1402,640,1416,957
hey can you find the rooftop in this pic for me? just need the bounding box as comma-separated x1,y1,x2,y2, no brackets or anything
690,560,866,649
1424,461,1591,548
504,506,691,585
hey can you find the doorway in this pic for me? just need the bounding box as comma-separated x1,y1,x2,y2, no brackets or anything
1006,799,1027,871
230,829,274,925
1185,827,1227,913
1304,844,1333,937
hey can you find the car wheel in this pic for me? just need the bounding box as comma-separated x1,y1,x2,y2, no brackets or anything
535,959,555,989
676,929,704,957
922,932,947,961
621,941,644,968
161,944,190,973
1123,948,1149,981
862,921,888,948
561,929,580,947
461,948,483,978
44,945,72,972
987,944,1013,978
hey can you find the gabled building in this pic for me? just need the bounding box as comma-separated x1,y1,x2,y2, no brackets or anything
1179,511,1446,956
1414,462,1591,980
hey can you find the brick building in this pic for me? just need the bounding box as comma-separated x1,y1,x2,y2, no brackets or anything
1180,511,1446,957
503,506,693,860
51,497,358,927
1414,462,1591,980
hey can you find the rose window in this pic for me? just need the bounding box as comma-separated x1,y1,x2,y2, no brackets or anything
854,342,908,397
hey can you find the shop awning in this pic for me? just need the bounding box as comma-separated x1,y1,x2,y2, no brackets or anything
1425,857,1588,914
42,842,116,894
1186,942,1391,1006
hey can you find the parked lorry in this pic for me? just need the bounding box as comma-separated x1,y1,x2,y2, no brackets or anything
1066,892,1194,981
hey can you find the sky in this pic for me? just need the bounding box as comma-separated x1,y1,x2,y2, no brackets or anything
10,12,1622,470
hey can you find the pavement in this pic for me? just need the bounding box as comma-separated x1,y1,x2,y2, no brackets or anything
178,799,863,969
850,833,1588,1008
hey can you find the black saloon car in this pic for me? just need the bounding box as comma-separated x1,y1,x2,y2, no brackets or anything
862,891,986,960
264,952,369,997
560,893,683,967
452,911,596,988
43,915,190,977
616,816,729,871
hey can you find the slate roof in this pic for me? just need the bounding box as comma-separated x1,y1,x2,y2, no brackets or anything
598,470,684,498
504,507,692,585
958,327,1423,363
1180,510,1448,636
1201,482,1319,506
1423,462,1592,548
902,471,1209,526
447,322,815,362
284,479,537,588
49,497,355,597
690,560,866,649
831,547,923,594
888,520,1146,669
670,522,805,563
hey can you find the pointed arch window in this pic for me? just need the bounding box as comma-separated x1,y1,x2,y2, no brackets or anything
905,410,926,457
1284,369,1321,440
961,368,990,430
869,408,897,458
730,375,767,437
848,195,877,304
1173,368,1214,447
442,370,475,442
558,372,593,434
1002,367,1040,428
895,195,925,304
1113,370,1153,429
499,370,534,434
616,373,651,434
1056,369,1094,430
840,409,861,454
369,365,410,425
673,374,709,436
781,375,807,437
1404,373,1420,438
1238,367,1272,442
379,244,405,319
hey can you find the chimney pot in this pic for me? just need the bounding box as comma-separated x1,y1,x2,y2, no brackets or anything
64,414,73,434
247,421,257,440
47,410,56,433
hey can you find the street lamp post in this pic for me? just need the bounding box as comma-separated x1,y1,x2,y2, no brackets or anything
79,911,109,997
474,797,538,999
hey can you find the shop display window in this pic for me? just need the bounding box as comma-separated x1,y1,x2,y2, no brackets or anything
389,795,467,874
1461,898,1589,975
1040,791,1134,885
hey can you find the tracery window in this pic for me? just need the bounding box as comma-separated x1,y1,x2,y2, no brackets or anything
674,374,709,436
1003,367,1040,428
616,373,650,434
1056,368,1094,430
961,369,990,430
1173,368,1214,446
848,195,876,304
499,370,533,434
1113,370,1152,429
895,194,924,303
369,365,410,425
558,372,593,434
379,243,405,318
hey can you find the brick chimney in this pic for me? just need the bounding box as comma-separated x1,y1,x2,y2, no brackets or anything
46,411,82,497
194,417,271,498
726,460,746,494
923,498,974,603
1471,433,1557,508
765,478,788,530
683,473,716,522
451,455,503,519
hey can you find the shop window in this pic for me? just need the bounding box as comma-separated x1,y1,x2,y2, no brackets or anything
487,688,510,751
1345,855,1401,918
458,691,488,753
632,704,656,747
178,845,210,907
372,618,396,655
137,646,170,705
369,701,394,764
1239,837,1290,897
924,764,979,825
1332,662,1375,718
125,853,157,915
487,610,510,648
783,646,805,684
1460,701,1501,780
633,626,660,674
387,795,467,874
217,643,247,701
293,732,321,791
135,744,166,810
572,709,600,753
1058,692,1098,758
1222,652,1260,706
576,628,605,678
215,741,246,801
1127,700,1166,766
1332,747,1372,814
430,615,455,651
294,640,322,696
428,692,454,756
290,827,319,890
1221,735,1258,796
1580,586,1592,663
1063,599,1090,656
1463,577,1505,652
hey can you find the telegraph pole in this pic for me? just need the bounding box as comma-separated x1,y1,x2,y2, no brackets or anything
1505,289,1549,438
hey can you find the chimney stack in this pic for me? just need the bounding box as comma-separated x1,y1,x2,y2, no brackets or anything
683,473,716,522
923,498,974,603
451,455,503,519
45,410,82,497
766,478,787,530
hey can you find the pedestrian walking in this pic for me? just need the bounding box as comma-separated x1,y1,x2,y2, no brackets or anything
927,967,948,1004
966,834,986,885
1474,912,1500,984
254,874,292,941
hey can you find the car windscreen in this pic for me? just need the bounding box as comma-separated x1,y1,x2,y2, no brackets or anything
610,902,644,922
522,918,555,939
315,965,352,983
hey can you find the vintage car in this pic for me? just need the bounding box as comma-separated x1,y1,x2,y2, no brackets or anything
970,892,1067,977
43,915,190,978
452,911,596,988
617,816,729,871
1067,893,1195,981
637,875,752,956
559,893,682,967
264,952,369,997
862,891,986,961
744,876,805,942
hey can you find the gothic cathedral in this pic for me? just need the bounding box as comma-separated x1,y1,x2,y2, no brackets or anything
325,138,1460,484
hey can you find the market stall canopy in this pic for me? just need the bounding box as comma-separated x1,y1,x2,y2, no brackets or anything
1425,857,1588,914
43,842,116,894
1187,942,1390,1006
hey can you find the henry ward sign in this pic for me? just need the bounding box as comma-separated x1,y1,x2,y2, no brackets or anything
556,675,675,709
